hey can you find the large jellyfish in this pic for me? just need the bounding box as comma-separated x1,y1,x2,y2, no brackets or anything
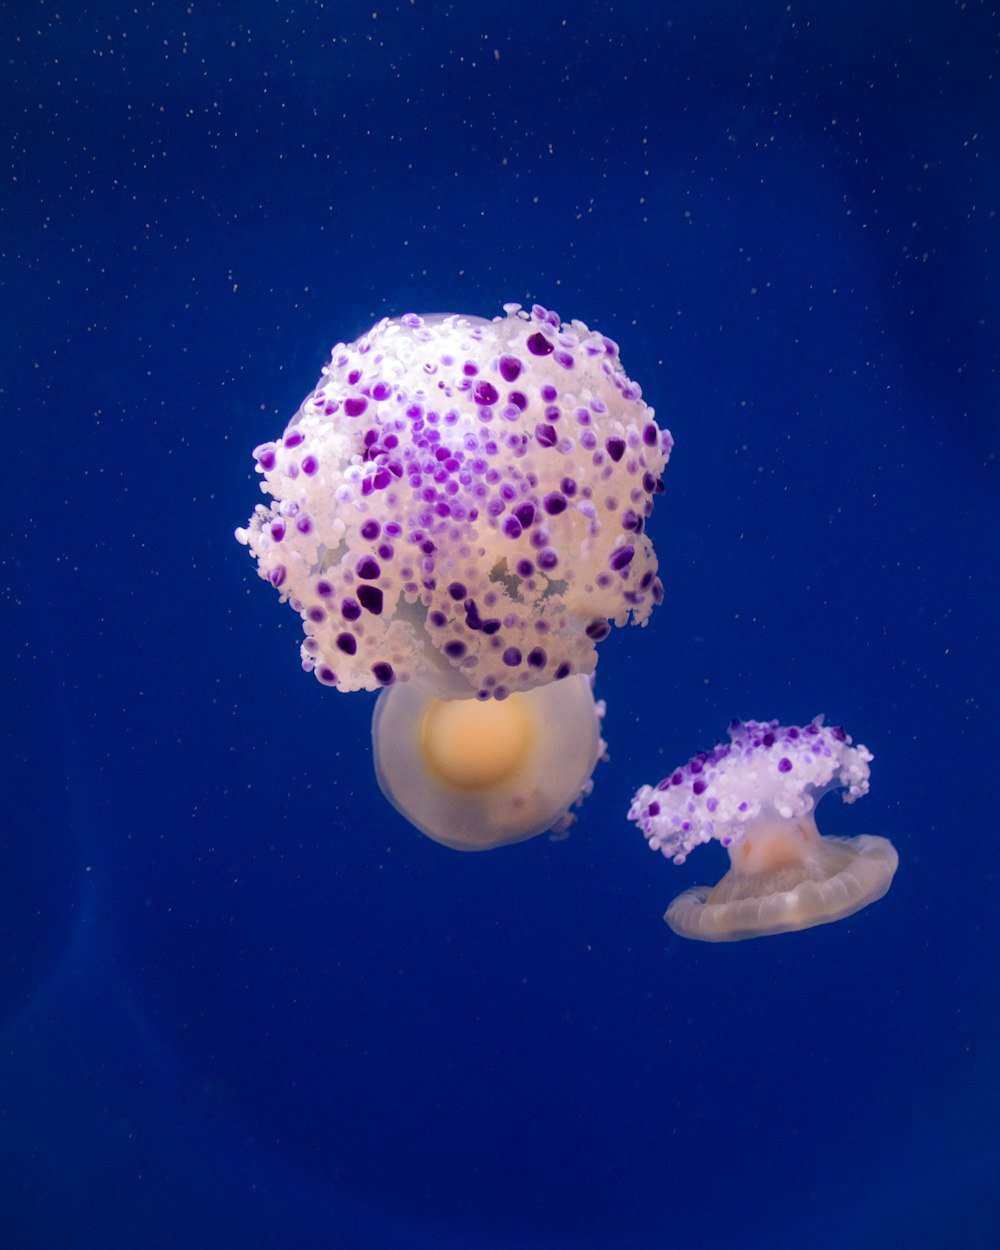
629,717,898,940
237,303,672,849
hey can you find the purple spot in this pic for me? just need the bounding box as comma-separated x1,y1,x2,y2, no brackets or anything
283,430,304,449
642,422,659,446
692,779,707,796
341,597,361,622
762,732,776,748
360,519,381,541
535,424,557,448
609,545,635,571
585,619,610,641
554,662,571,679
344,397,368,417
336,633,357,655
443,640,467,659
448,582,467,600
526,648,547,669
502,647,522,666
269,565,286,588
269,519,286,542
537,548,559,571
543,492,567,515
606,438,626,462
502,516,522,539
527,332,554,356
553,350,574,370
316,580,333,597
499,355,522,382
254,444,277,471
513,502,536,528
358,586,383,615
621,509,642,533
508,390,528,411
317,667,337,685
778,757,793,773
357,556,380,580
372,662,394,685
302,454,319,476
474,380,499,406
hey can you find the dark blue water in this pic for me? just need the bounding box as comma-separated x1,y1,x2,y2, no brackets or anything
3,3,997,1247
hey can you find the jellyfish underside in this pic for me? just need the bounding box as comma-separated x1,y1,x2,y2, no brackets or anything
373,673,600,850
665,815,899,942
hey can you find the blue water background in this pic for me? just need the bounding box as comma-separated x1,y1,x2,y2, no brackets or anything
2,2,997,1247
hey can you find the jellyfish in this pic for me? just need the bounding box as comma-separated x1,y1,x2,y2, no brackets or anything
236,303,672,849
628,717,898,940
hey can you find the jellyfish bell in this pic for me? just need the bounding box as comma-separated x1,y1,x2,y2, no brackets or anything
373,673,603,850
236,303,671,700
237,302,671,845
628,717,898,941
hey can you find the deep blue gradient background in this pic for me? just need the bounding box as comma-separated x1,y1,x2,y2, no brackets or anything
2,2,998,1248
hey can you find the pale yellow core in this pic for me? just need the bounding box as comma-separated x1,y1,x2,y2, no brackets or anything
419,694,535,790
731,817,822,877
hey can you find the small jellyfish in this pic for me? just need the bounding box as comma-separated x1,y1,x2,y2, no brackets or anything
237,303,671,848
628,717,898,940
